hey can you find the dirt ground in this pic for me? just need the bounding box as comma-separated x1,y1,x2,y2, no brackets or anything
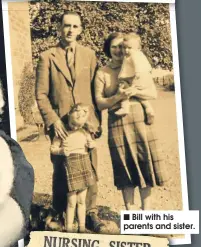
17,86,183,224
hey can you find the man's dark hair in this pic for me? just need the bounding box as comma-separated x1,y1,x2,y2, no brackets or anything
103,32,124,58
59,11,81,25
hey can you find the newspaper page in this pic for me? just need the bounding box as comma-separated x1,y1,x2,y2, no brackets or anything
1,1,198,247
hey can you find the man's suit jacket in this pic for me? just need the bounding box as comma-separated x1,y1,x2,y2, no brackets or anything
36,42,101,133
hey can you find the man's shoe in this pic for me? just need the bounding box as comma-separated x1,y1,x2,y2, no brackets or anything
86,212,107,233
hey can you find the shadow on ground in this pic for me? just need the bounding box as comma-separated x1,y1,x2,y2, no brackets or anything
20,133,40,142
30,193,120,234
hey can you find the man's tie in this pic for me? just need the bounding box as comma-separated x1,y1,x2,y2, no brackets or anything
66,47,75,83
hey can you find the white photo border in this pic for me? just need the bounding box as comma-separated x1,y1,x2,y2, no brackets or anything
2,0,175,5
1,0,190,246
169,2,191,245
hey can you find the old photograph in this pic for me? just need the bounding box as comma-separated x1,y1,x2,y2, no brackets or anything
2,0,188,245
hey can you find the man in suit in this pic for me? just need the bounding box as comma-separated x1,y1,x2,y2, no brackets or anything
36,11,105,233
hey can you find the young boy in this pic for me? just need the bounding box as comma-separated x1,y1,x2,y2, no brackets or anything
50,103,97,233
116,33,156,125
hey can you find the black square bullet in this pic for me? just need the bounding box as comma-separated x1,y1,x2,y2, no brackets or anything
124,214,130,220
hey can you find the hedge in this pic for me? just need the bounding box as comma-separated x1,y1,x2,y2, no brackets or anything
29,1,173,70
20,2,173,124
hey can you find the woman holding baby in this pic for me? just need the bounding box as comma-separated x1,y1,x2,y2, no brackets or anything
95,32,168,210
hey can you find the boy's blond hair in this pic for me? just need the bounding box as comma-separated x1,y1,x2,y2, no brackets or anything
123,32,141,49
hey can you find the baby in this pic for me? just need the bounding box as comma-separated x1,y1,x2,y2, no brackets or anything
116,33,155,125
50,103,97,233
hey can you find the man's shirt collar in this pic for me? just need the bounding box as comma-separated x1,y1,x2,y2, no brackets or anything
60,40,76,54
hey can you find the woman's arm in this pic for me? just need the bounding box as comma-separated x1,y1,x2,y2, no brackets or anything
0,137,14,205
95,70,127,111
